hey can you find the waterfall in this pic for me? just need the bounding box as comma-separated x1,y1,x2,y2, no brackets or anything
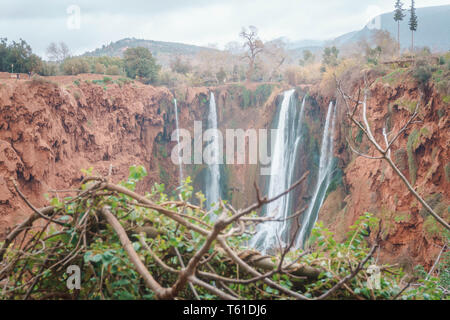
205,92,221,209
250,90,306,251
173,98,183,185
295,101,337,248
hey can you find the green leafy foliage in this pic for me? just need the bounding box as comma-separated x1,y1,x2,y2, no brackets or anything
407,128,419,185
413,60,432,86
0,167,446,300
0,38,43,74
322,46,339,68
123,47,161,83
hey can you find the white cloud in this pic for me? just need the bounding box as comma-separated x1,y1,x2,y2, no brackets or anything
1,0,449,56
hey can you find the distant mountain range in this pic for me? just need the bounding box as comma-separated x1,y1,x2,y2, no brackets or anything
334,5,449,50
83,37,216,66
83,5,449,65
290,5,450,56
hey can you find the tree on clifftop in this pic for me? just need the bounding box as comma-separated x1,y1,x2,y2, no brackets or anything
394,0,406,54
322,46,339,69
240,26,264,82
0,38,42,73
124,47,160,83
408,0,418,52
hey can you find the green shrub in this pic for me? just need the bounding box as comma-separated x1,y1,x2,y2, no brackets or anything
407,129,419,185
423,214,449,241
325,164,342,197
419,193,444,219
61,57,90,75
355,128,364,144
254,84,273,105
443,96,450,104
394,148,408,171
412,60,432,86
106,65,121,75
241,87,252,109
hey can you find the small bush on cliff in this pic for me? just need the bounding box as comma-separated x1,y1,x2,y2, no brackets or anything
407,129,420,185
445,163,450,183
412,60,432,87
61,57,90,75
255,84,273,106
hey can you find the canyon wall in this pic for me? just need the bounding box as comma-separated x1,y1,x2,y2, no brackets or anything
314,73,449,269
0,74,448,269
0,78,172,236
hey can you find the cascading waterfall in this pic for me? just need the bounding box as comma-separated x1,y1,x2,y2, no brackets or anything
205,92,221,209
250,90,306,251
295,101,337,248
173,98,183,185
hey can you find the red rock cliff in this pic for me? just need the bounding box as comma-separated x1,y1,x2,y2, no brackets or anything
0,78,172,236
317,73,449,269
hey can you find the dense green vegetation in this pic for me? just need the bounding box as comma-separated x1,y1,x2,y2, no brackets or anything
0,166,447,300
0,39,161,84
123,47,161,83
0,38,43,74
60,56,124,76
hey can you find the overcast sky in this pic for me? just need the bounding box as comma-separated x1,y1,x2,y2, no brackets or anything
1,0,449,57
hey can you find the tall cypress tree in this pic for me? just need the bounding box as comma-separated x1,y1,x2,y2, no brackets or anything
408,0,418,52
394,0,406,54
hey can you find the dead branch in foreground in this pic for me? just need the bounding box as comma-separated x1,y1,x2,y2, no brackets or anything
0,169,386,300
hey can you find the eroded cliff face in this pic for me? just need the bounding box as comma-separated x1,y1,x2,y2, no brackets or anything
0,78,172,237
169,83,287,209
0,79,285,238
316,74,449,269
1,74,447,269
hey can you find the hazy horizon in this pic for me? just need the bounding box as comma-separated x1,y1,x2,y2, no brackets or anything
1,0,449,57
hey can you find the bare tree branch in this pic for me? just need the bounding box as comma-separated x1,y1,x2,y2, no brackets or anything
336,77,450,231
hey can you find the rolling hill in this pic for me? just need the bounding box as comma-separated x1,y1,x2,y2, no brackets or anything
83,37,216,66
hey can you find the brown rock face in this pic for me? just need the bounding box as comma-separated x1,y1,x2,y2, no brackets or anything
318,77,449,269
1,74,447,270
0,78,173,237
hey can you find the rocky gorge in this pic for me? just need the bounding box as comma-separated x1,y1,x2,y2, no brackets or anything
0,70,448,270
